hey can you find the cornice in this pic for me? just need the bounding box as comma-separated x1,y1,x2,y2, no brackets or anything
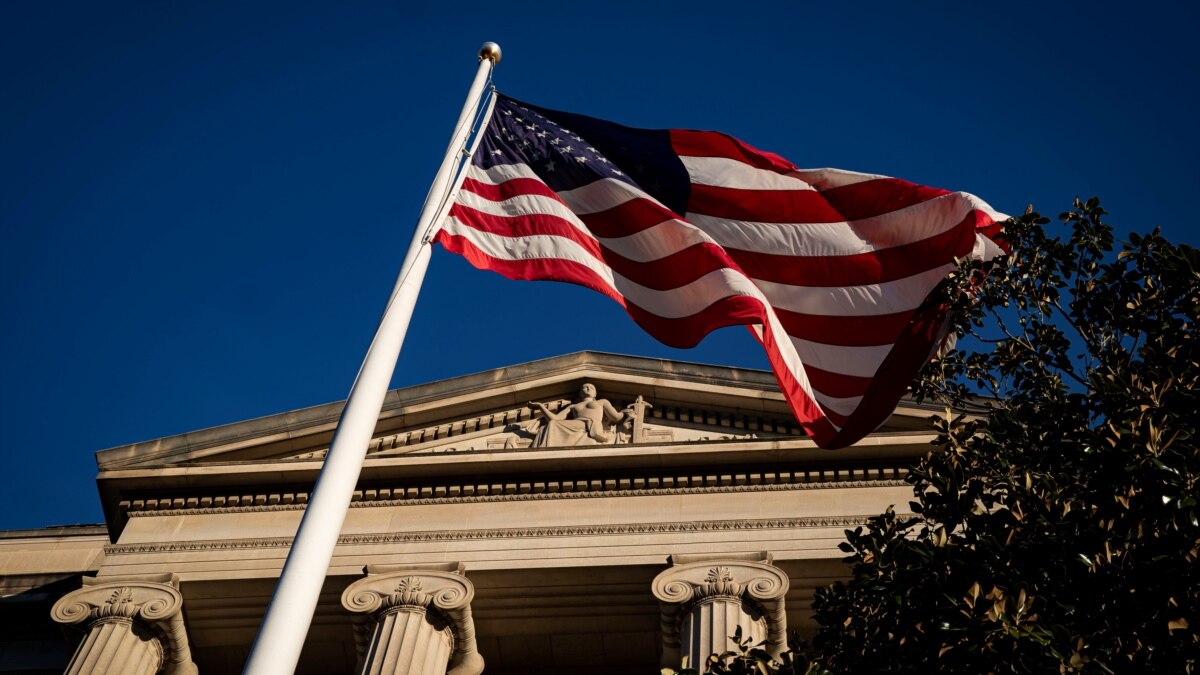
104,515,872,555
119,470,909,517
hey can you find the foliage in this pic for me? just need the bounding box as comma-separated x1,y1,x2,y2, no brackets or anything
662,627,828,675
809,199,1200,673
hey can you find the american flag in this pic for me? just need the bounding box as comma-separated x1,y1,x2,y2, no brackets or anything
436,95,1006,448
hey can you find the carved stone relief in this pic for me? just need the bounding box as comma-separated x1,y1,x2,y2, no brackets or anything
276,385,800,460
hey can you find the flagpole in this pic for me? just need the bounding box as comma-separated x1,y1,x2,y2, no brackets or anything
242,42,501,675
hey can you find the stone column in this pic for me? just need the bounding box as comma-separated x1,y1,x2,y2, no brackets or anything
652,555,789,670
50,574,198,675
341,563,484,675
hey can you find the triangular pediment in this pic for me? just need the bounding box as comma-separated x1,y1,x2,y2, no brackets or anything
95,352,942,472
283,393,800,463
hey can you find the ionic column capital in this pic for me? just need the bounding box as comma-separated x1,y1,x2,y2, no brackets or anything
51,574,197,675
652,555,789,664
342,564,483,675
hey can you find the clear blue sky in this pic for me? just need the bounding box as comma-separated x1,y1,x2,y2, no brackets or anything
2,1,1196,529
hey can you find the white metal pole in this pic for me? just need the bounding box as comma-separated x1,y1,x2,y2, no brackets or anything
242,42,501,675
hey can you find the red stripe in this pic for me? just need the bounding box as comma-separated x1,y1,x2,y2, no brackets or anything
824,293,952,448
439,227,845,445
747,324,839,446
688,181,982,231
800,364,872,401
462,175,560,202
448,205,748,291
977,214,1009,253
818,178,951,222
725,210,980,287
435,229,764,348
577,195,684,238
689,183,845,224
463,176,987,289
774,309,916,348
449,203,603,258
465,172,687,240
670,129,796,173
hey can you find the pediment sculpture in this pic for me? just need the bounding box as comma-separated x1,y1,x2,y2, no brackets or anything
524,383,652,448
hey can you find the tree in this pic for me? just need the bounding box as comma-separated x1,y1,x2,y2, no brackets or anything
810,199,1199,673
662,627,827,675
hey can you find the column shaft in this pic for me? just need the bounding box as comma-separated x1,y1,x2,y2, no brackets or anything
342,566,482,675
359,606,453,675
65,618,163,675
680,598,766,670
652,558,789,669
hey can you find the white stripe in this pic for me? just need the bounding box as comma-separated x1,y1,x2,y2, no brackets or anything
812,391,864,418
469,162,1007,258
557,177,650,215
442,217,768,319
685,191,998,258
459,179,720,265
443,215,615,287
469,163,656,217
973,232,1005,261
466,162,542,184
753,263,954,317
466,165,1003,269
599,219,718,264
751,312,839,428
791,337,892,380
456,188,583,228
680,156,816,191
456,184,957,319
789,167,884,190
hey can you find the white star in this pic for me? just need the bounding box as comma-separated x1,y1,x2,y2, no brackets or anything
558,145,572,154
612,169,624,176
537,130,548,138
490,149,503,155
525,124,536,131
586,146,597,153
574,155,588,163
596,156,610,164
550,138,561,146
502,110,513,116
545,159,556,172
515,117,524,123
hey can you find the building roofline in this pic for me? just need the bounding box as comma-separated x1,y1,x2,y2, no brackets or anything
93,351,780,467
0,524,109,540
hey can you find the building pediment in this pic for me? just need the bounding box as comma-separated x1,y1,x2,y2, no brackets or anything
92,352,944,539
95,352,940,473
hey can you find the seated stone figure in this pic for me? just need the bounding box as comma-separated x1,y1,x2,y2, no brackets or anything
528,383,632,447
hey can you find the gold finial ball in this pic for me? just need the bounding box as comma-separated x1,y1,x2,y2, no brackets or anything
478,42,502,64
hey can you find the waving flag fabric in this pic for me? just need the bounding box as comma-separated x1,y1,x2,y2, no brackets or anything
436,94,1006,448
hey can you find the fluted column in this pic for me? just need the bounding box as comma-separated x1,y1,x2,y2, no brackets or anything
652,556,789,670
341,564,484,675
51,574,197,675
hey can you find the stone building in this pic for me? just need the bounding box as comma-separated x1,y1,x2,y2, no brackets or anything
0,352,936,674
